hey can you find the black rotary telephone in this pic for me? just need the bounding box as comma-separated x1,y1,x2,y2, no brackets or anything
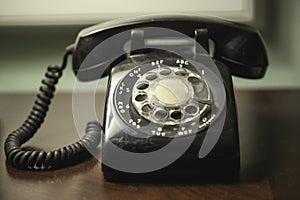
4,14,268,181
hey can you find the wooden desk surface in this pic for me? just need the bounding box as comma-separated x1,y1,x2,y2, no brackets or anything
0,90,299,200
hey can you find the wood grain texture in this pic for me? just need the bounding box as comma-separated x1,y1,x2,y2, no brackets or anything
1,90,299,200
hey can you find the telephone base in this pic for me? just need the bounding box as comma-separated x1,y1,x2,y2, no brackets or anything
102,150,240,182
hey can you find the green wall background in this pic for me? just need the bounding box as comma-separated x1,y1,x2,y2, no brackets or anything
1,0,299,93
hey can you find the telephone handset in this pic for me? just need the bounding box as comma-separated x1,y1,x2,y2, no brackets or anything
4,15,268,180
73,15,268,80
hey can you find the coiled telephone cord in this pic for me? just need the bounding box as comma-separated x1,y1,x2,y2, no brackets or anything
4,47,101,170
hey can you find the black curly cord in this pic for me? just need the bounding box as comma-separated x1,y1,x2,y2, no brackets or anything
4,47,102,170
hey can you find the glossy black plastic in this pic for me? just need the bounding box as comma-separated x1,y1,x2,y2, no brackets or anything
70,15,269,181
72,15,268,80
102,53,240,181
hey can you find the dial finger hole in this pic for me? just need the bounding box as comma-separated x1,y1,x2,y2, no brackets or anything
136,82,149,90
170,111,183,120
188,76,201,84
185,105,199,115
175,70,188,76
141,104,152,113
154,110,168,120
145,72,157,81
159,68,171,75
135,93,148,102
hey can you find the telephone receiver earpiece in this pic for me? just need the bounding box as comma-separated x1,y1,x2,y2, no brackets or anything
212,30,268,78
72,15,268,81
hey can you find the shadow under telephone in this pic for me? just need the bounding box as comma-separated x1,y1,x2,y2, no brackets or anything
4,14,268,181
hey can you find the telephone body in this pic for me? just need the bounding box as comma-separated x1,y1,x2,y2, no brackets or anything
4,14,268,181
